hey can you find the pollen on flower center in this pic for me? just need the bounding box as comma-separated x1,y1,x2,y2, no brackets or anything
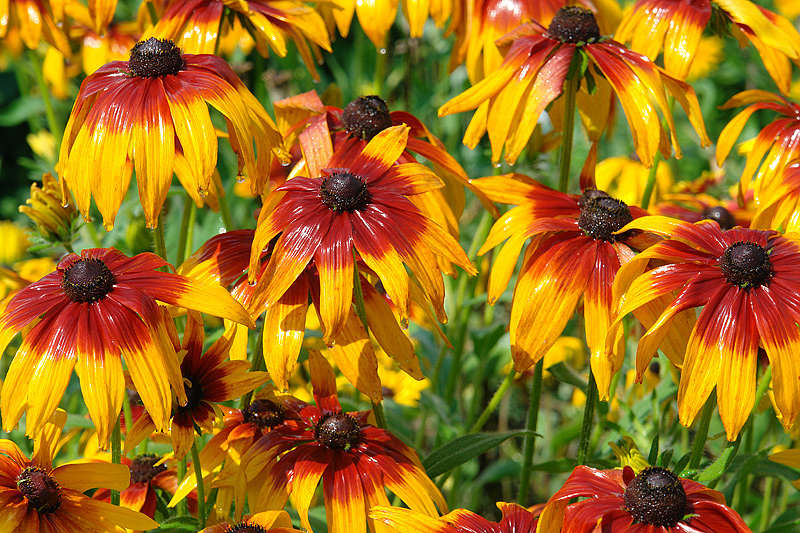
546,6,601,44
720,241,773,289
320,172,372,213
17,467,61,514
62,258,116,303
314,413,361,450
244,399,285,429
130,454,167,485
224,524,270,533
623,467,687,527
701,206,736,230
578,189,633,242
342,95,394,141
128,37,185,78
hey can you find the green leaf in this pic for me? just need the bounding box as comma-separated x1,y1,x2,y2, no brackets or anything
423,431,533,478
648,433,659,465
148,516,200,532
0,97,45,126
547,362,586,390
531,458,579,473
696,438,740,484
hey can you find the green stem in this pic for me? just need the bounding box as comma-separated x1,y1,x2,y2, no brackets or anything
558,74,579,193
577,370,598,465
470,370,516,433
372,400,387,430
240,323,266,410
110,416,121,506
640,152,662,210
517,359,543,504
176,194,196,267
759,476,774,532
688,392,716,470
217,189,234,231
177,456,188,516
121,393,133,445
27,50,62,150
152,218,168,263
374,46,387,97
191,440,206,528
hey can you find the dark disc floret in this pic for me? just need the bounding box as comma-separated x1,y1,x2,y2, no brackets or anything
342,95,394,141
179,376,205,412
546,6,601,44
623,467,688,527
314,412,361,450
719,241,773,289
130,454,167,485
62,258,116,303
578,189,633,242
129,37,185,78
17,466,61,514
320,171,372,212
224,524,270,533
701,205,736,231
244,399,286,430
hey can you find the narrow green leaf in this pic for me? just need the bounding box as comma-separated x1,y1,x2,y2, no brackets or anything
696,439,740,484
547,362,586,390
423,431,533,478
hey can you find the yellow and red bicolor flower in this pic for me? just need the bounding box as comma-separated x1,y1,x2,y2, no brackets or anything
0,247,254,447
198,510,304,533
149,0,331,81
440,6,710,166
616,0,800,92
0,410,159,532
472,173,656,398
371,502,539,533
0,0,70,54
652,192,751,230
241,350,447,533
537,465,751,533
63,0,141,75
609,217,800,440
124,311,270,460
57,37,286,230
595,155,674,207
716,90,800,205
249,122,476,354
748,160,800,232
93,454,197,519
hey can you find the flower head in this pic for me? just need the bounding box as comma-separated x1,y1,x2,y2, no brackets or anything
198,510,304,533
0,410,159,532
57,37,286,229
241,350,447,533
19,172,79,249
440,6,710,166
0,0,70,54
371,501,539,532
0,247,253,446
610,217,800,439
539,465,751,532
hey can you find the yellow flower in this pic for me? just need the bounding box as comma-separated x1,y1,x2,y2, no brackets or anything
0,221,29,264
595,155,674,207
20,172,79,247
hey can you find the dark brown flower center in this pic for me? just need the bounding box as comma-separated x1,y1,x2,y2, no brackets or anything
578,189,633,242
130,454,167,485
314,413,361,450
181,377,204,411
224,524,269,533
701,206,736,231
320,172,372,212
244,399,285,430
546,6,600,44
62,258,116,303
342,95,393,141
129,37,185,78
17,467,61,513
623,467,687,527
719,241,773,289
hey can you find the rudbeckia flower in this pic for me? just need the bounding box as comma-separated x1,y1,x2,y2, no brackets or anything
595,155,675,207
57,37,286,230
538,465,751,532
716,90,800,203
652,192,750,230
440,5,710,166
198,510,304,533
124,311,270,459
616,0,800,92
241,350,447,533
249,122,476,348
63,0,141,75
0,410,159,532
0,0,70,54
0,247,254,446
609,218,800,439
371,501,539,532
149,0,331,81
748,160,800,231
19,172,79,249
472,173,656,397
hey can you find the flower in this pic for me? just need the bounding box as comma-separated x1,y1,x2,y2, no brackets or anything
371,501,539,532
615,0,800,91
609,218,800,439
241,350,447,533
124,311,270,459
748,160,800,231
716,90,800,201
595,155,675,207
439,6,710,166
0,247,254,446
472,174,655,397
0,221,29,264
0,0,70,54
770,448,800,489
538,465,751,532
149,0,331,81
249,122,476,345
19,172,79,249
198,510,303,532
0,409,159,532
56,37,286,230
